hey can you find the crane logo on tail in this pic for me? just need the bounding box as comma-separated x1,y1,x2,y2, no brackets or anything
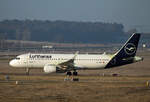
124,43,136,55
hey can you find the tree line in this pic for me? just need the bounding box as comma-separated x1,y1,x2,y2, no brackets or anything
0,19,125,43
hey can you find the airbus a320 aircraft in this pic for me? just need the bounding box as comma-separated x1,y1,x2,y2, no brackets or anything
9,33,143,75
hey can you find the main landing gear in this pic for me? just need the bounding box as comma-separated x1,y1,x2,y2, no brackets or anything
73,71,78,76
66,71,78,76
65,71,79,81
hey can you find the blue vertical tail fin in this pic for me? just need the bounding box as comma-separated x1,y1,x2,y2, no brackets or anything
105,33,141,68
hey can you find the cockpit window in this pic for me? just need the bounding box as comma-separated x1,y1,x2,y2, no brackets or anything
15,57,20,60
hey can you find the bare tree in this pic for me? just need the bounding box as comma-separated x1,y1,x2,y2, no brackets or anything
22,29,31,41
0,33,6,49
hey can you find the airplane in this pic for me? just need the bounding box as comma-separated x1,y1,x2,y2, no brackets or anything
9,33,143,75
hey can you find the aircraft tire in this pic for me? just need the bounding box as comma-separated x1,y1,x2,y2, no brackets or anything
66,71,72,76
73,71,78,76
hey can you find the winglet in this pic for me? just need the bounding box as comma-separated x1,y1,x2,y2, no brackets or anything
72,51,79,59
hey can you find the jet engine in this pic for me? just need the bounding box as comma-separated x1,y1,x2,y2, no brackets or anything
43,64,66,73
44,64,57,73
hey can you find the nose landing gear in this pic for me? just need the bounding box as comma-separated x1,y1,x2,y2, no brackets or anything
26,68,30,75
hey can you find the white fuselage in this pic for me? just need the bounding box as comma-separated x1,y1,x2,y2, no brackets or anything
9,33,143,73
9,53,112,69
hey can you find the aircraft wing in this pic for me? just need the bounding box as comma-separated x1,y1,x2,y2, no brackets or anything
57,51,79,70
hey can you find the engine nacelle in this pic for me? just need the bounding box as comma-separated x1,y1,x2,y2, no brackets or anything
44,64,56,73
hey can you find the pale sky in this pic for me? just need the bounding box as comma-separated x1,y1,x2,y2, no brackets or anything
0,0,150,32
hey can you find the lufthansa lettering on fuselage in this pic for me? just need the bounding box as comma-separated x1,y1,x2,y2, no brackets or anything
29,55,52,59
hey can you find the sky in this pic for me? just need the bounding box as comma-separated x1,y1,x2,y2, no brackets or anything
0,0,150,32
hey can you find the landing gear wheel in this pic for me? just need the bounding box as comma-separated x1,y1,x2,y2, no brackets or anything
73,71,78,76
66,71,72,76
72,71,79,81
26,68,30,75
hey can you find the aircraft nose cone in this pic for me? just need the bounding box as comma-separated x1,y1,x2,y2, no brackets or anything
9,60,15,67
